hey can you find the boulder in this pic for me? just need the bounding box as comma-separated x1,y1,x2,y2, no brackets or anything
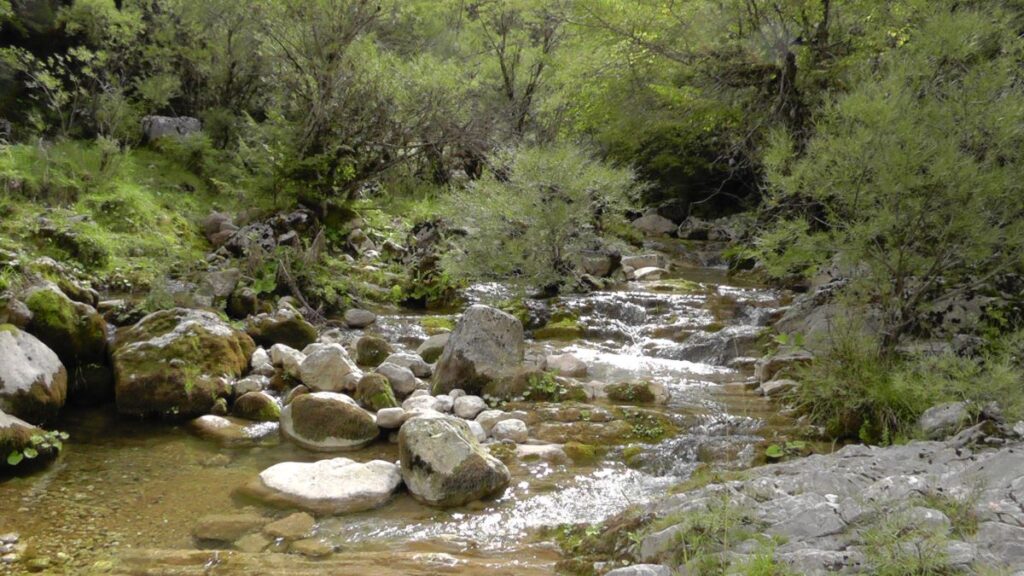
343,309,376,329
298,344,360,392
262,512,315,541
22,285,110,404
398,415,511,507
244,458,401,515
375,407,406,429
621,254,664,270
246,306,317,350
492,419,528,443
232,391,281,422
197,269,241,306
432,305,524,395
355,335,392,367
544,353,588,378
382,352,432,378
0,410,61,472
142,116,201,141
631,214,676,236
754,348,814,383
918,402,971,440
453,395,487,420
354,373,399,411
416,333,449,363
227,287,259,320
0,325,67,423
375,363,418,398
270,344,306,380
112,309,254,418
759,379,798,398
280,392,378,452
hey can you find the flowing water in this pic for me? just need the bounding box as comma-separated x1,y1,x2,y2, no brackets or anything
0,250,794,575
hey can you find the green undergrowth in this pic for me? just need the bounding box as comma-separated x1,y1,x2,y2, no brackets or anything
0,140,258,290
789,329,1024,445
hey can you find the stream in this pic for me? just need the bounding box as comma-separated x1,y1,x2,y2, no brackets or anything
0,250,793,575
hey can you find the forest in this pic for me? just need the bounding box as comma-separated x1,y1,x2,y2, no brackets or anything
0,1,1023,575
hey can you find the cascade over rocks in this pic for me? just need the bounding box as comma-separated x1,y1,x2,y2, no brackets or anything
112,308,254,419
0,325,67,424
432,305,524,395
280,392,379,452
398,415,511,507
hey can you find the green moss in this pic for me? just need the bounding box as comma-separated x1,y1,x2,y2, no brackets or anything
420,316,455,335
355,335,392,367
534,317,584,341
563,441,604,464
487,442,517,463
355,373,399,411
606,381,658,404
0,323,16,334
619,409,677,443
232,392,281,422
25,287,107,367
670,464,750,494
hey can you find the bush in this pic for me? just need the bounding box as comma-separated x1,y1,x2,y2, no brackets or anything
441,144,638,292
791,328,1024,444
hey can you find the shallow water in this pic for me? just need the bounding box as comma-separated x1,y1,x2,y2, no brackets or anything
0,259,793,575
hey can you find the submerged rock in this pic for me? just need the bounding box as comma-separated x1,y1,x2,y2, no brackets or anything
398,415,511,507
280,392,378,451
244,458,401,515
0,325,67,424
432,305,524,395
112,308,254,419
187,415,278,447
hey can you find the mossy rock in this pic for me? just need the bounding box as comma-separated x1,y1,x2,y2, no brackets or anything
420,316,455,335
0,411,61,474
112,308,255,419
606,381,663,404
355,335,393,367
232,391,281,422
280,392,379,451
482,369,587,402
563,441,605,465
245,306,317,350
355,373,399,411
533,317,584,341
0,325,67,424
23,284,108,369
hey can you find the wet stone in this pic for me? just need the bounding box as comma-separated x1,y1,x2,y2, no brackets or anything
290,538,334,558
263,512,316,541
234,533,271,553
192,513,266,543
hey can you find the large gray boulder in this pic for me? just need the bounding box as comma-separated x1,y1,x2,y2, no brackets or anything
298,344,360,392
142,116,201,141
0,325,67,424
112,308,254,419
432,305,524,395
398,415,511,507
918,402,971,440
631,213,677,236
243,458,401,515
280,392,378,452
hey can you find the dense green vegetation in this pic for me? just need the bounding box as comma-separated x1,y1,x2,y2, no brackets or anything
2,0,1022,439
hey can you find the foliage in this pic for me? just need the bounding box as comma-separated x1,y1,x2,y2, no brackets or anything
758,3,1024,351
6,430,68,467
441,143,636,291
862,509,955,576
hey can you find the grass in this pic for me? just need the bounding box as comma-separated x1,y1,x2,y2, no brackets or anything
0,140,254,291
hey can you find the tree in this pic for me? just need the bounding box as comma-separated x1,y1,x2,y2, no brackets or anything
758,4,1024,352
441,143,637,292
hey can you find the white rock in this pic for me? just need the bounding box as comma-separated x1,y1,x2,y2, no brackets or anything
516,444,570,464
234,374,270,395
0,327,67,422
492,419,528,443
544,353,588,378
402,395,438,412
249,458,401,515
382,352,432,378
375,407,406,429
633,267,668,281
251,347,272,371
376,363,418,398
434,394,454,413
298,344,359,392
475,409,507,434
269,344,305,380
449,389,466,399
453,396,487,420
410,389,429,398
466,420,487,442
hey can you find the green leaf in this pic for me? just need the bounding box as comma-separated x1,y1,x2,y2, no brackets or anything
765,444,785,460
23,447,38,459
6,451,23,466
786,440,807,451
58,432,70,440
30,434,43,445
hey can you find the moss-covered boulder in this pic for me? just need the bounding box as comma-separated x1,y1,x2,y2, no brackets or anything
112,308,255,419
605,381,670,404
432,305,524,395
245,305,317,350
399,415,511,507
355,335,392,367
1,410,61,475
280,392,379,452
232,391,281,422
482,369,587,402
0,325,67,424
533,316,584,341
355,373,399,411
23,285,112,405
